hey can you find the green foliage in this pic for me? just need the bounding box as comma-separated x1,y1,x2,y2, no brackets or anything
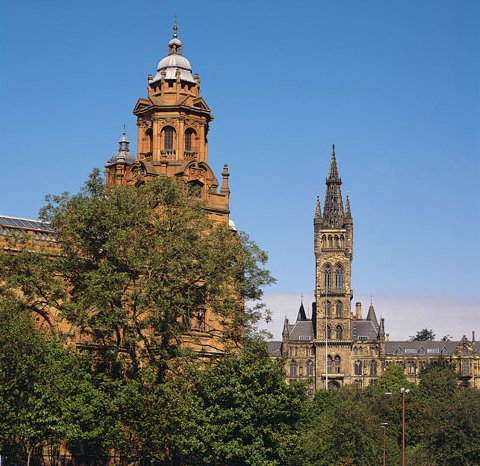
410,328,436,341
183,343,306,466
0,172,274,382
375,364,412,393
299,395,384,466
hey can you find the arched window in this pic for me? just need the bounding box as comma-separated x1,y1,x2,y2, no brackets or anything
325,301,331,317
195,308,206,331
336,325,343,340
335,265,343,290
334,355,341,373
354,360,363,376
325,325,331,340
307,360,314,377
325,266,331,289
290,361,298,378
327,355,333,373
310,346,315,356
184,128,195,152
188,180,203,198
408,361,415,375
163,126,174,150
370,360,377,376
335,301,342,317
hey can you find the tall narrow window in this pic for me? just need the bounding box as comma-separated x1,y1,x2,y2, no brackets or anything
334,355,341,373
335,301,342,317
355,360,362,376
325,325,331,340
164,126,174,150
370,360,377,376
185,128,195,152
307,360,314,377
325,266,331,289
336,265,343,290
195,308,206,331
290,362,297,378
336,325,343,340
327,355,332,373
325,301,331,317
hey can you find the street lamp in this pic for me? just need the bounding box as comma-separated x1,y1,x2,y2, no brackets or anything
400,387,410,466
380,422,388,466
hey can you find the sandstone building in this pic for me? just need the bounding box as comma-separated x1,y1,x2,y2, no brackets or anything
268,147,479,392
0,22,235,356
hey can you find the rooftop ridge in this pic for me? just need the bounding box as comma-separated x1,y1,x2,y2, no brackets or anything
0,214,50,224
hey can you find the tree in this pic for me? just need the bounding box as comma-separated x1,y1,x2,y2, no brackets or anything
183,343,306,466
0,299,119,465
299,396,384,466
410,328,436,341
0,171,274,382
375,365,412,394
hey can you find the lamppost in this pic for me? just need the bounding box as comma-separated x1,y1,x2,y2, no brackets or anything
400,387,410,466
380,422,388,466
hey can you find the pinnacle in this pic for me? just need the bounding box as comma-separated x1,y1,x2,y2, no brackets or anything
328,144,340,181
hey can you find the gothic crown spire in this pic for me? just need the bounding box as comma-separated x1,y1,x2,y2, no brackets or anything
327,144,341,183
322,144,345,228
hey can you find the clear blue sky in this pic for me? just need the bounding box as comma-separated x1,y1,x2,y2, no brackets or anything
1,1,479,336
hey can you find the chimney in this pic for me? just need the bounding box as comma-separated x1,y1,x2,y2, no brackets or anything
473,330,476,342
355,302,362,320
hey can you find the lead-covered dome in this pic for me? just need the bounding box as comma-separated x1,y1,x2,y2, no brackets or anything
152,20,196,84
106,128,136,167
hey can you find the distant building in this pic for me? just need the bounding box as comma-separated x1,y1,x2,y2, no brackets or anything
268,147,479,392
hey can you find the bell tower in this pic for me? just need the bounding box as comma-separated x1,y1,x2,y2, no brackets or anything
314,145,353,388
107,20,230,225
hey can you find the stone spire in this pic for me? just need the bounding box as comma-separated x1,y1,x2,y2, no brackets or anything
296,301,307,322
367,304,379,329
378,317,385,339
314,196,322,225
344,195,352,223
328,144,340,181
322,145,345,228
220,164,230,195
282,316,290,338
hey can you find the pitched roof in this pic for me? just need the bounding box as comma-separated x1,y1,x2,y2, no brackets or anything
288,320,314,341
385,340,460,356
0,215,53,232
352,320,378,341
267,341,282,357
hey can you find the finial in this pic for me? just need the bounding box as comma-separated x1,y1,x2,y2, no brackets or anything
370,293,374,305
301,294,304,304
122,124,126,136
332,143,335,154
173,15,178,38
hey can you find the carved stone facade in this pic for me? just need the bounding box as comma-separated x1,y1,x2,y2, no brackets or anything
268,148,480,391
105,22,230,226
1,23,235,358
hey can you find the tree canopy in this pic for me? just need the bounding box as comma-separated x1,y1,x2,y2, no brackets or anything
410,328,436,341
0,171,274,381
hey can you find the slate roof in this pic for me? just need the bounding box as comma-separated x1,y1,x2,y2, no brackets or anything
267,341,282,357
0,215,53,232
385,340,468,357
288,320,315,341
351,320,378,341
